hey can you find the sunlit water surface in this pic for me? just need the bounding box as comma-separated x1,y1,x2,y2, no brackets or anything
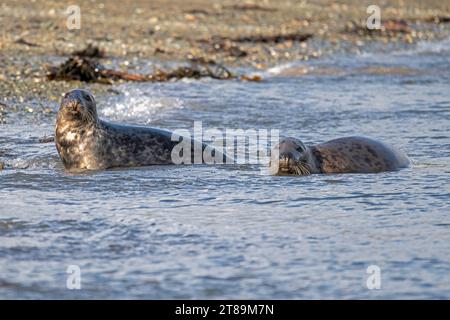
1,39,450,299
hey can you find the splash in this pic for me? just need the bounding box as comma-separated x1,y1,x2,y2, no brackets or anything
99,86,184,124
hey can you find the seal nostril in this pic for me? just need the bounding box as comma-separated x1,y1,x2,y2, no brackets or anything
278,153,294,169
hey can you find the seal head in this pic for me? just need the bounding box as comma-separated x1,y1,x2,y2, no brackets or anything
58,89,98,126
269,137,320,175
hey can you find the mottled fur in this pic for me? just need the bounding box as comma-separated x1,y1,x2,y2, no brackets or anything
269,136,410,176
56,89,227,172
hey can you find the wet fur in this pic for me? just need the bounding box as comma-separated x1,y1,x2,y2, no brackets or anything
313,136,410,173
270,136,410,175
56,120,179,171
56,89,227,172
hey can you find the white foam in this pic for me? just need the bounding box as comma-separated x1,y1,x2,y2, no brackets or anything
415,37,450,54
265,61,297,75
100,88,184,124
392,37,450,56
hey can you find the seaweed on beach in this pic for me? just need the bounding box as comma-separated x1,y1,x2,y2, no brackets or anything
46,56,261,84
46,57,112,84
228,3,277,12
231,32,313,44
72,44,105,58
201,37,248,57
425,16,450,24
201,32,312,46
198,32,311,58
14,38,40,47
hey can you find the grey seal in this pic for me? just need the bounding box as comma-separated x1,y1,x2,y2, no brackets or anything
269,136,410,175
56,89,228,172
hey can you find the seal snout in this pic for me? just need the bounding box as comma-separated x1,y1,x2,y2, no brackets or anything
278,152,297,173
61,90,83,110
269,137,314,176
62,96,81,108
269,151,301,175
59,89,98,123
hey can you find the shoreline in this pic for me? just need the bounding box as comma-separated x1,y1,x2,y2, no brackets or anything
0,0,449,121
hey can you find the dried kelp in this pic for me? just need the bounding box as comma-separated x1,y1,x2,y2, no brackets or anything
46,57,111,83
15,38,40,47
72,44,105,58
202,37,248,57
228,4,277,12
425,16,450,24
201,32,312,45
231,33,312,44
198,32,311,58
46,56,260,84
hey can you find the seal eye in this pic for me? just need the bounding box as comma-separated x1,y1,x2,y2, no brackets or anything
84,94,92,102
297,146,305,152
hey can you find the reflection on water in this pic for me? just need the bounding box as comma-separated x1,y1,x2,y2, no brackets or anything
1,39,450,299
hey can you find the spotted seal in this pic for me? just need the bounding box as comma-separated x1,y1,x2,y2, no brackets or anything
269,136,410,175
56,89,228,172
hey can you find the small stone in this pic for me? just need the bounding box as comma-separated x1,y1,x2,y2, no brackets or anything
184,14,196,22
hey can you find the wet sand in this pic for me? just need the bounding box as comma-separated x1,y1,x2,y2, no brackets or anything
0,0,449,120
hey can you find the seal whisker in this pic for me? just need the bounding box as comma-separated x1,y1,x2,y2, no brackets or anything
292,162,305,176
294,161,311,176
299,161,311,175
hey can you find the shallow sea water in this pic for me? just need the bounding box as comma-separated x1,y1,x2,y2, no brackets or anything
0,38,450,299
